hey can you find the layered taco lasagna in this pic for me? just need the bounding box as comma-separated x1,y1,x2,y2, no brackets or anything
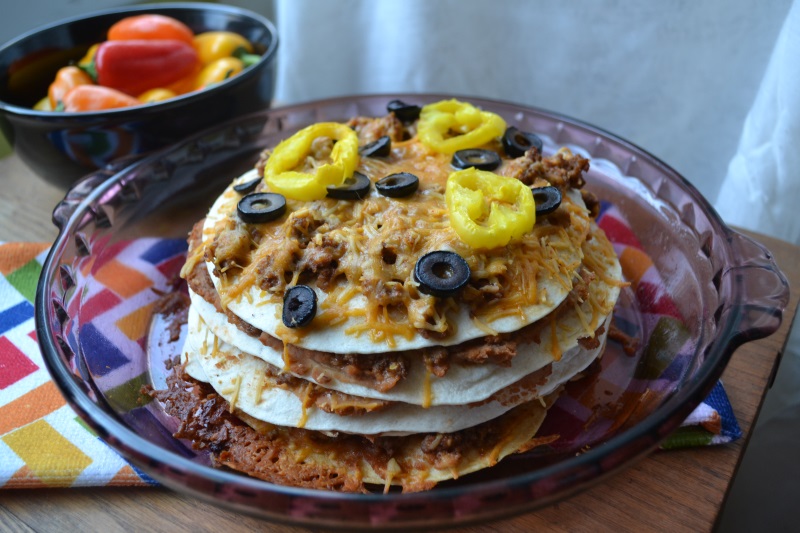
154,98,624,492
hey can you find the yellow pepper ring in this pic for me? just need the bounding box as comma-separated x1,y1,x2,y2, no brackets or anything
445,168,536,249
264,122,359,201
418,99,507,154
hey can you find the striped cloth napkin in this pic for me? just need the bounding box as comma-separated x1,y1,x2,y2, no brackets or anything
0,207,741,487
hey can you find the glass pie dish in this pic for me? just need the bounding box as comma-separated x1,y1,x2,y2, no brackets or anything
36,94,789,528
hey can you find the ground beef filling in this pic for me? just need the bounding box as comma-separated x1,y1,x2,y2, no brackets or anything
267,364,391,416
187,222,264,339
505,146,589,191
152,291,190,343
347,114,407,145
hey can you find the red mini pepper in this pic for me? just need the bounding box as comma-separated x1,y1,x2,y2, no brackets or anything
94,39,198,96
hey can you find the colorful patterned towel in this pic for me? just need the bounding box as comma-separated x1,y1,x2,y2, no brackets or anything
0,242,159,488
597,203,741,449
0,219,740,488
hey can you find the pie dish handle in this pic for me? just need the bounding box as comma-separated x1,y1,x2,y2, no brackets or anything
721,230,790,345
51,155,146,231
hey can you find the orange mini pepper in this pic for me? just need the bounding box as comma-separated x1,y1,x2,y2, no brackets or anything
164,61,202,95
62,85,140,112
108,14,194,44
48,66,93,109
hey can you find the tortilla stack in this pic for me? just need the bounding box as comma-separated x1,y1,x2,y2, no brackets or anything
154,99,624,493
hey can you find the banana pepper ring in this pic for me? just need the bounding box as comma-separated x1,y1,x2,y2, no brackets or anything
445,168,536,249
418,99,507,154
264,122,359,201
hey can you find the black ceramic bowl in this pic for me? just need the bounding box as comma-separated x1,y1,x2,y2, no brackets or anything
0,2,278,188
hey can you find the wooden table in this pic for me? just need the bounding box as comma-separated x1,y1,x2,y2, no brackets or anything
1,154,797,532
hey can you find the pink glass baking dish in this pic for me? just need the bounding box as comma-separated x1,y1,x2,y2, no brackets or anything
36,94,789,529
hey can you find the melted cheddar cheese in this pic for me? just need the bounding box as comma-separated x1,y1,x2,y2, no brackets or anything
201,125,594,346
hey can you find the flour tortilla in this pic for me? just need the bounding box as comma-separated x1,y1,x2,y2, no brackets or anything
201,170,592,353
181,342,208,382
185,305,603,435
188,218,621,405
190,285,612,404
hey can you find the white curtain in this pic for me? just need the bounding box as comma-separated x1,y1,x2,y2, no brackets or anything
272,2,800,530
274,0,793,211
715,0,800,245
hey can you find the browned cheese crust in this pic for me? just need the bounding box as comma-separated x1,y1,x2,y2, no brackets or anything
151,367,559,493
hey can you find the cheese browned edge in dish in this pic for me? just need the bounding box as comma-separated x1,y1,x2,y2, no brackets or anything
152,98,624,493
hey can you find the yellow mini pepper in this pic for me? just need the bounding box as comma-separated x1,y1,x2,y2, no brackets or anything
78,44,99,68
264,122,359,201
194,57,244,89
74,43,100,80
445,168,536,249
33,96,52,111
138,88,177,103
193,31,253,64
418,99,506,154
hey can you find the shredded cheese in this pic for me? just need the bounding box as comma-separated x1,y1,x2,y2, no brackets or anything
422,368,432,409
254,373,266,405
383,458,402,494
297,382,314,428
281,343,291,372
470,315,499,336
228,375,242,413
550,319,562,361
204,136,597,345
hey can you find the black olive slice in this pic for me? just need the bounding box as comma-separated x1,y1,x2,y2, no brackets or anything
451,149,501,171
237,192,286,223
327,171,371,200
282,285,317,328
387,99,422,123
376,172,419,198
502,126,544,158
414,251,471,298
359,135,391,158
532,186,562,215
233,176,261,195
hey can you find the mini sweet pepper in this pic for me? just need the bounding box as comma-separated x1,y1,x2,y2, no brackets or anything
94,39,199,96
